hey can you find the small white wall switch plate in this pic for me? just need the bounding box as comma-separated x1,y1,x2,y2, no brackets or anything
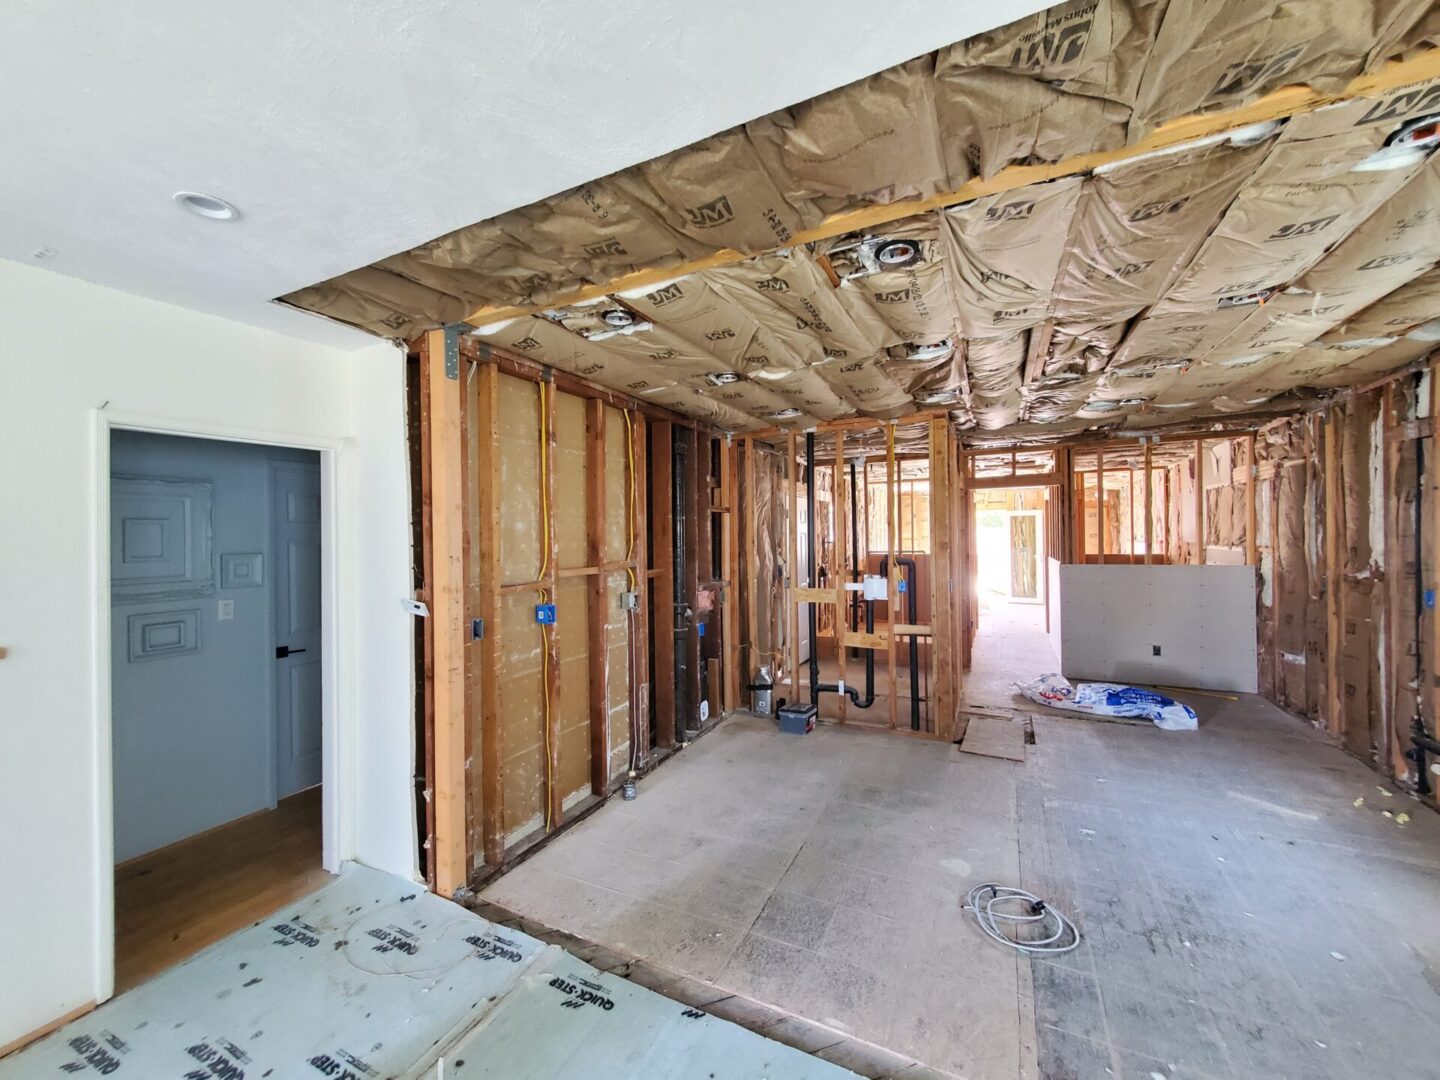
217,599,234,620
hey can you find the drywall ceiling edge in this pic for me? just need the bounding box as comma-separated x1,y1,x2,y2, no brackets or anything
0,1,1052,347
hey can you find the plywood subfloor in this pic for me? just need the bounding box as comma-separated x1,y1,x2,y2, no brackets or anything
482,695,1440,1079
114,785,330,991
5,863,857,1079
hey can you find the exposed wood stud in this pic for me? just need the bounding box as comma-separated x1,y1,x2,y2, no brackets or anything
929,418,956,740
585,399,609,797
422,329,467,896
788,431,801,711
1245,433,1258,568
1324,408,1343,740
543,378,562,830
721,439,741,712
1143,440,1153,566
1096,448,1106,563
886,424,899,730
651,422,676,749
1195,438,1206,566
834,430,847,723
744,438,759,692
631,414,651,760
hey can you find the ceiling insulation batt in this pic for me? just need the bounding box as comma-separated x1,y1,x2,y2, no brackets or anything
1044,134,1272,376
628,131,820,254
1129,0,1435,136
1205,157,1440,370
390,220,576,308
706,250,916,416
828,219,956,345
748,57,950,213
935,0,1166,180
496,178,694,281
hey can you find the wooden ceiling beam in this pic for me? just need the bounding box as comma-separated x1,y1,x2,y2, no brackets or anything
463,50,1440,329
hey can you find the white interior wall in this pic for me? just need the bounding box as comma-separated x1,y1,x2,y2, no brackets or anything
1058,565,1258,694
0,259,414,1048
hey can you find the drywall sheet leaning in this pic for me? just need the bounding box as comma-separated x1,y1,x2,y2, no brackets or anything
1,863,857,1080
1059,564,1259,692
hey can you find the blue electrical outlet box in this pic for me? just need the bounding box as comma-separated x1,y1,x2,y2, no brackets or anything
697,621,707,638
535,603,557,624
898,578,907,593
1427,589,1436,611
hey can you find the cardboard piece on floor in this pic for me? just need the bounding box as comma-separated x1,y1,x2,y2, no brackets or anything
959,715,1027,762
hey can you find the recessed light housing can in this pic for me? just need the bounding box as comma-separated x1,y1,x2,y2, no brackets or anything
174,192,239,221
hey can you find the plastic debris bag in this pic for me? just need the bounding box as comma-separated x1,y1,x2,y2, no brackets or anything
1017,673,1198,731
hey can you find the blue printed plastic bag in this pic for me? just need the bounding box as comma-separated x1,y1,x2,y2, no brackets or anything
1017,673,1198,731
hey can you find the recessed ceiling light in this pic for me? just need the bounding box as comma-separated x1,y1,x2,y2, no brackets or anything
601,308,636,327
898,339,954,362
704,371,743,386
174,191,239,221
875,239,921,268
915,389,960,405
770,408,802,420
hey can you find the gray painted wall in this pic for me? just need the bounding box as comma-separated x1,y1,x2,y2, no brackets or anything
110,431,318,862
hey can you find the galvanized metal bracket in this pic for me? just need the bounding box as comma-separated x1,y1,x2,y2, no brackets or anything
442,323,466,380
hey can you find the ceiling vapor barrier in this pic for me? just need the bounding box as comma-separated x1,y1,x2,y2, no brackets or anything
280,0,1440,444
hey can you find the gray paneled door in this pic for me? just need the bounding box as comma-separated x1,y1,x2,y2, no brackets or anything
271,463,322,796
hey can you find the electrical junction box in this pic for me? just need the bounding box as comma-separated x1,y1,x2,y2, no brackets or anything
620,591,640,610
697,621,706,637
862,574,888,601
897,577,908,593
535,603,557,624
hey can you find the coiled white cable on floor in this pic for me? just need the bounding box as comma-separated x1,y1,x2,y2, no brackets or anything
964,883,1081,955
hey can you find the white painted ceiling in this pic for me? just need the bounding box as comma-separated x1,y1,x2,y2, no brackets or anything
0,1,1048,347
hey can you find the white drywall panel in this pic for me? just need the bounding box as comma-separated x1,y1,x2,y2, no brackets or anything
0,259,414,1049
1058,565,1258,693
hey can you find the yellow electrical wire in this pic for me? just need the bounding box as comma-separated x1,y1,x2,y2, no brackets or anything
536,379,554,830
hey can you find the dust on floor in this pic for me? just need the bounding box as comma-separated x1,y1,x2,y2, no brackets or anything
483,697,1440,1080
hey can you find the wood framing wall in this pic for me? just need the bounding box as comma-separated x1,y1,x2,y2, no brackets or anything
416,329,1440,897
1250,363,1440,803
415,334,749,892
762,420,968,741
